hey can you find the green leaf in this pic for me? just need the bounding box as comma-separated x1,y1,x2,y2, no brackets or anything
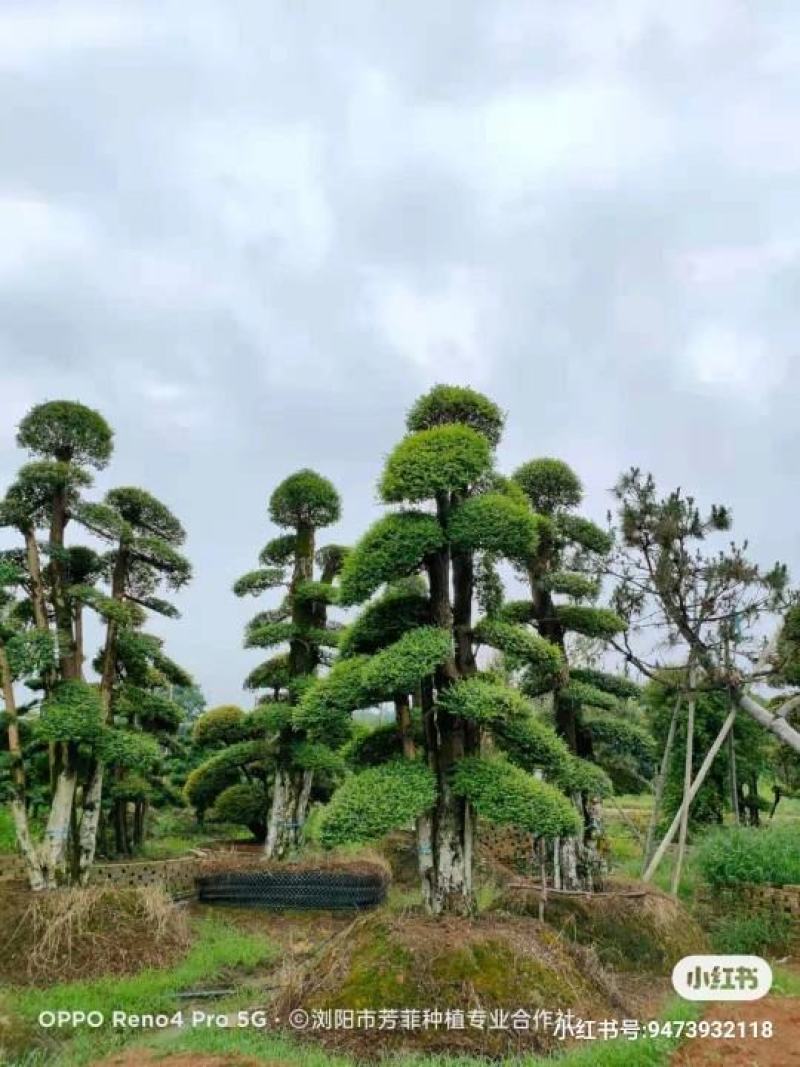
319,760,436,846
338,511,444,606
451,755,580,837
379,425,492,504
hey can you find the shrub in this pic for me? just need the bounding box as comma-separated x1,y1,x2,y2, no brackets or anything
696,825,800,887
709,912,794,956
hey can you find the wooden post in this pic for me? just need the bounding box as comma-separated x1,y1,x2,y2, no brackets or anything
671,667,695,896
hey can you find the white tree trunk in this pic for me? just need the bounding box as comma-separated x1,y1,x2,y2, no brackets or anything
264,768,313,859
11,799,46,891
78,762,104,884
42,761,78,887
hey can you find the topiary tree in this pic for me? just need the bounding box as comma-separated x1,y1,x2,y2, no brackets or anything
494,457,628,887
185,705,271,841
235,469,345,857
301,385,602,914
0,401,187,887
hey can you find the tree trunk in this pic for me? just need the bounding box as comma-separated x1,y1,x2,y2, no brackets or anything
671,682,695,896
418,782,473,915
78,762,104,883
396,696,416,759
42,746,79,887
0,645,46,890
264,768,314,859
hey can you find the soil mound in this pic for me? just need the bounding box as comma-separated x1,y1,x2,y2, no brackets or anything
501,879,707,971
279,911,627,1058
0,885,190,985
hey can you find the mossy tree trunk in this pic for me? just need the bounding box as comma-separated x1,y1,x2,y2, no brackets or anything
416,494,477,916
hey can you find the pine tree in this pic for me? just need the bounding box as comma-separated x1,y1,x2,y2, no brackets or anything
301,386,603,914
235,469,345,857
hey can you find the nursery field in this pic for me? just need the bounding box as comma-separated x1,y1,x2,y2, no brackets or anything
3,388,800,1065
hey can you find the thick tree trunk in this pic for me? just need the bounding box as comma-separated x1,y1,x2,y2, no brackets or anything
42,749,78,887
418,782,473,915
264,768,314,859
78,762,104,883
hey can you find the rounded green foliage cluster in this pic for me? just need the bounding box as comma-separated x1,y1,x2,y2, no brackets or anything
338,511,444,606
115,687,183,731
293,580,338,605
569,667,640,700
554,605,625,639
362,627,453,698
406,385,505,447
209,782,267,828
556,514,613,555
5,630,55,679
339,585,431,658
451,756,580,838
132,536,192,588
543,571,599,600
259,535,296,566
2,461,91,529
513,458,582,514
99,729,160,771
437,677,531,724
184,741,268,811
250,699,293,735
269,469,341,530
111,773,152,802
192,705,248,746
245,620,295,649
318,759,437,847
474,618,563,678
558,754,613,798
559,680,619,712
448,493,539,561
493,712,572,778
105,487,185,544
245,654,292,692
17,400,113,468
295,656,372,745
291,741,345,774
37,680,104,743
233,568,285,598
343,721,411,767
497,600,537,625
379,426,492,504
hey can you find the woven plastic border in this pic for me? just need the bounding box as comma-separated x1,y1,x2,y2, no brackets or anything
195,869,388,910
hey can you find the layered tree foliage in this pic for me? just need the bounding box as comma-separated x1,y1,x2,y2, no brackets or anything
300,385,604,914
235,469,345,857
185,705,271,840
0,401,189,887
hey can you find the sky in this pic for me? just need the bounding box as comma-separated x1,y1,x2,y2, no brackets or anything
1,1,799,706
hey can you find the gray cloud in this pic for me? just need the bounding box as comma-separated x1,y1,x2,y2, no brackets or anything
1,0,798,703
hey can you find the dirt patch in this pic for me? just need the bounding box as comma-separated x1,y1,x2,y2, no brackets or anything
277,911,632,1058
94,1052,290,1067
500,879,706,972
0,885,190,986
671,996,800,1066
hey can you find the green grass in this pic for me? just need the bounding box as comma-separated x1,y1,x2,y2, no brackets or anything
773,966,800,998
696,824,800,888
3,914,275,1066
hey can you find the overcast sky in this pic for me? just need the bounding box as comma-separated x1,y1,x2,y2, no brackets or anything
1,1,798,706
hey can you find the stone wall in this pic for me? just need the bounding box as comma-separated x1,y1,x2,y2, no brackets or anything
695,882,800,946
0,854,202,894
